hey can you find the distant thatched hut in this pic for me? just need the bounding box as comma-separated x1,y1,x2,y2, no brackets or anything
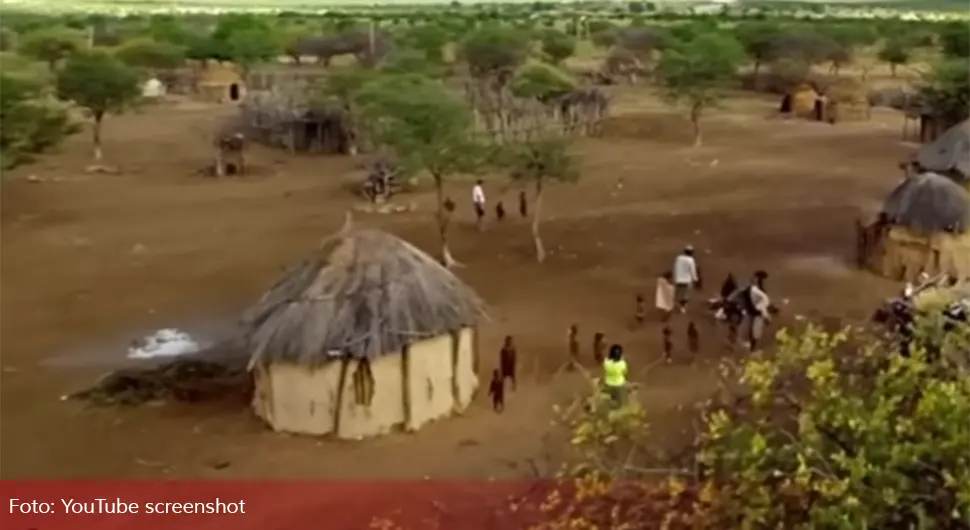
915,120,970,186
781,83,820,118
861,173,970,281
242,228,486,439
195,60,245,103
823,78,870,123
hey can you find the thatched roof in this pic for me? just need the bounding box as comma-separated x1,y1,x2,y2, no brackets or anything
882,172,970,234
242,228,486,367
916,120,970,182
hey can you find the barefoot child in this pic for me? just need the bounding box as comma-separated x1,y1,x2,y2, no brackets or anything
500,335,517,391
635,295,646,326
568,324,579,369
519,190,528,218
662,325,673,363
593,332,606,364
495,201,506,221
687,321,699,355
488,369,505,413
472,180,486,232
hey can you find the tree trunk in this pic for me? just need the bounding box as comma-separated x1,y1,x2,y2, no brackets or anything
752,59,761,79
92,112,104,161
890,63,897,77
434,174,457,267
689,105,702,148
532,178,546,263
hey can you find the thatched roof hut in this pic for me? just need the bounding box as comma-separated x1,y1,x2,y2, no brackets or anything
243,227,486,438
882,172,969,234
867,173,970,281
916,120,970,184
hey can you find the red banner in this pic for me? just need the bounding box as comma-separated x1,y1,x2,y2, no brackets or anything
1,480,555,530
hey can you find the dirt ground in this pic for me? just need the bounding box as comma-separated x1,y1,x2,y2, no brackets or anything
1,87,911,479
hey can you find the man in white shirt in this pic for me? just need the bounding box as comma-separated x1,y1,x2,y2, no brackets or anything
672,245,700,313
472,180,486,232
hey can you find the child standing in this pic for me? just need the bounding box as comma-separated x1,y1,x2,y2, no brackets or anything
568,324,580,369
472,180,486,232
488,369,505,412
500,335,517,391
687,321,699,356
662,326,673,363
593,332,606,364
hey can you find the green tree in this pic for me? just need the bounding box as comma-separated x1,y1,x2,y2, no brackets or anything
919,59,970,129
938,22,970,60
399,23,451,63
654,33,743,147
733,21,783,77
147,15,193,47
353,74,487,267
0,73,79,169
509,62,576,101
878,38,910,78
538,28,576,65
19,27,85,71
114,38,185,73
281,25,315,64
697,322,970,529
504,136,579,263
460,24,531,81
55,51,140,162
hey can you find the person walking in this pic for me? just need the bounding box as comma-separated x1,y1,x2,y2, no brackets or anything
745,271,772,352
472,180,487,232
672,245,700,314
602,344,628,403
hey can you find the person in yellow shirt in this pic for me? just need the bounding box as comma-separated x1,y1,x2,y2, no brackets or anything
602,344,628,403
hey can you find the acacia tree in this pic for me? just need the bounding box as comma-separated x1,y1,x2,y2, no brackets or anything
654,32,743,147
919,59,970,128
733,21,783,79
114,38,185,74
19,27,85,71
55,51,139,162
878,38,911,78
537,28,576,65
353,73,487,267
505,136,579,263
459,24,531,82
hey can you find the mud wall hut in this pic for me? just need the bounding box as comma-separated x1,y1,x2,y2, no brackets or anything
195,60,245,103
865,172,970,281
242,228,486,439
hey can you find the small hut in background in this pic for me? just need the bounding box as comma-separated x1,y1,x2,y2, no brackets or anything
195,60,245,104
859,173,970,281
242,228,486,439
781,83,821,119
914,120,970,186
822,78,871,123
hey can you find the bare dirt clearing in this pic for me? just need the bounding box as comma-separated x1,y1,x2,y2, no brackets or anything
1,89,907,478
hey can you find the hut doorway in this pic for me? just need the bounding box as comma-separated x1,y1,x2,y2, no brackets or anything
229,84,240,101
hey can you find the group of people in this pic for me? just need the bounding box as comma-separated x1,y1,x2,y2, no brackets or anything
657,245,775,353
471,180,528,232
487,332,630,411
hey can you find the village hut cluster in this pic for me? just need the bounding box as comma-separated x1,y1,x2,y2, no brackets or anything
857,121,970,281
242,227,486,439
